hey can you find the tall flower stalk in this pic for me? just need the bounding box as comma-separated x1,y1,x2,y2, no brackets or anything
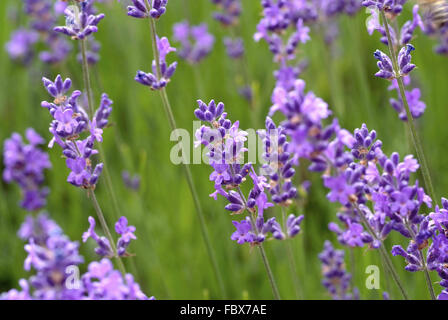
379,10,437,204
127,0,226,297
50,0,128,276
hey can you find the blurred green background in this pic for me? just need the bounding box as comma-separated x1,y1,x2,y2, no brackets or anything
1,0,447,300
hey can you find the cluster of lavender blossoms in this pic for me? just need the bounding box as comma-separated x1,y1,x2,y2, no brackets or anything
41,75,112,188
127,0,177,90
83,216,137,257
210,0,243,58
127,0,168,19
54,1,105,40
3,129,51,211
319,241,358,300
5,0,72,65
194,100,304,244
253,0,441,299
173,21,215,65
365,2,427,120
1,213,150,300
211,0,241,26
135,36,178,90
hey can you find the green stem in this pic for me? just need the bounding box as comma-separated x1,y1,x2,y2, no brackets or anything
146,14,226,298
78,22,132,279
380,11,437,203
257,243,282,300
280,206,302,299
79,29,123,221
80,39,95,119
229,166,281,299
355,204,409,300
87,188,127,276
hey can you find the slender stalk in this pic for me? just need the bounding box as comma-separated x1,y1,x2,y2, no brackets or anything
280,206,303,299
87,188,127,276
354,204,409,300
257,243,281,300
79,26,124,222
230,166,281,300
78,23,132,278
80,39,95,118
146,14,226,298
380,11,437,203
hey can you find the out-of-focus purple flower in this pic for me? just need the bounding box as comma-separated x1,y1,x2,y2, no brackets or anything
389,77,426,120
3,129,51,211
122,171,141,191
18,213,62,245
23,234,84,299
5,29,38,64
319,241,358,300
211,0,241,26
173,21,215,64
223,37,244,59
82,258,151,300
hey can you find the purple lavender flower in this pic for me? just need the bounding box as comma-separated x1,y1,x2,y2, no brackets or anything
211,0,242,26
5,29,38,64
135,36,177,90
18,213,62,245
374,44,416,79
82,258,151,300
231,218,255,244
374,49,395,79
54,2,105,40
127,0,151,18
41,75,112,189
83,216,136,257
173,21,215,64
122,171,141,191
195,100,304,244
23,233,85,299
3,129,51,211
319,241,358,300
5,0,71,65
223,37,244,59
149,0,168,18
351,123,382,161
115,216,137,256
2,215,149,300
362,0,406,15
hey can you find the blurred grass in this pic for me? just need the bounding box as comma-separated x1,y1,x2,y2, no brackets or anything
0,0,447,300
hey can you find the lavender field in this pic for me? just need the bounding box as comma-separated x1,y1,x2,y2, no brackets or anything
1,0,448,301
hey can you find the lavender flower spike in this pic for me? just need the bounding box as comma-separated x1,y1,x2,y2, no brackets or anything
83,216,136,257
54,2,105,40
135,36,177,90
3,129,51,211
374,49,395,79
